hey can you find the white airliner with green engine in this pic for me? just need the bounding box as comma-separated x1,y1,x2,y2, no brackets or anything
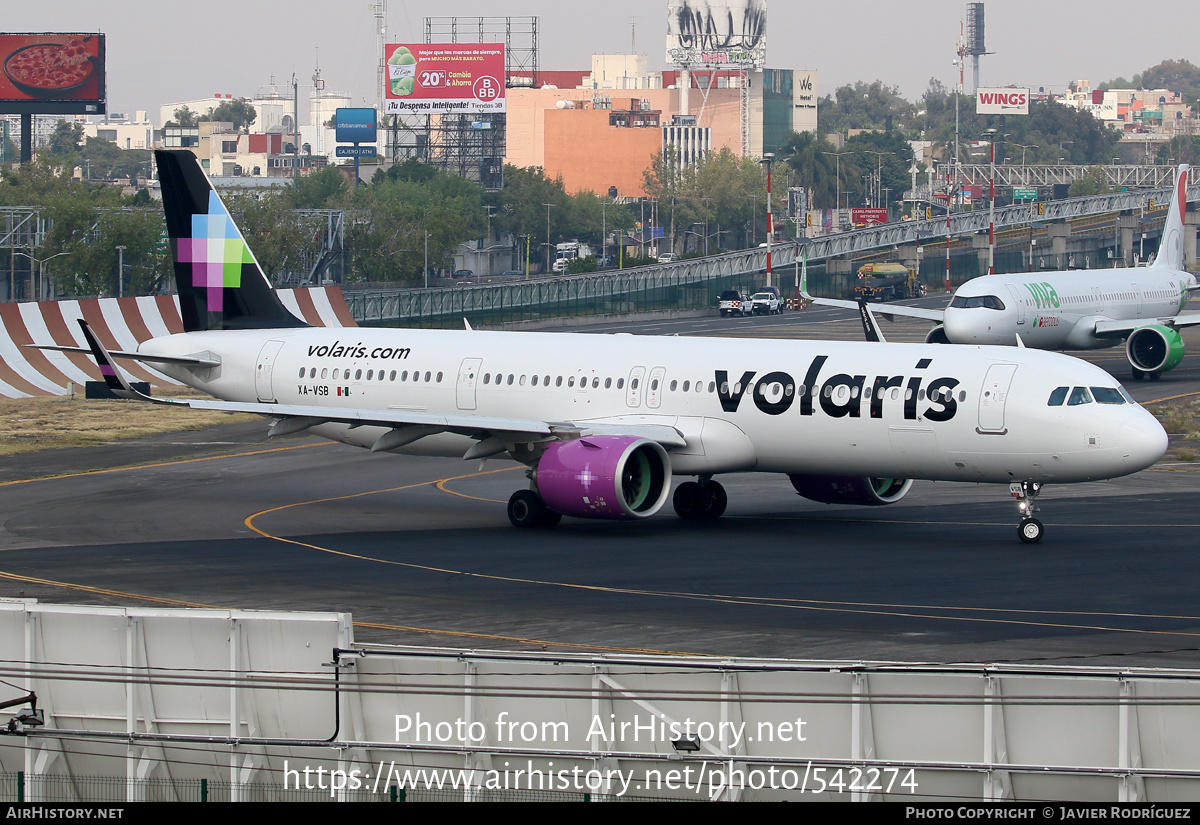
807,165,1199,381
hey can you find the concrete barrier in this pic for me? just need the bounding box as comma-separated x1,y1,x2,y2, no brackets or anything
0,286,356,398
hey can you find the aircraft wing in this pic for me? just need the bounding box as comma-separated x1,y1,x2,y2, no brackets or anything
184,397,687,447
799,272,946,322
1093,313,1200,339
806,297,946,323
25,343,221,368
74,319,687,453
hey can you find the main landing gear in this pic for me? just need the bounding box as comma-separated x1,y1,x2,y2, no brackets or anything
1010,481,1044,543
1130,367,1161,381
672,478,728,520
507,490,562,528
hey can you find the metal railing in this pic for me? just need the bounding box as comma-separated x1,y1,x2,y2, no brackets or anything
344,180,1198,326
953,163,1179,189
0,771,684,803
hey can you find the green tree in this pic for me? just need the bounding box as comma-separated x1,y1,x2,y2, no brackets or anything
491,165,571,272
1068,166,1112,198
1155,135,1200,166
166,106,198,128
290,166,349,209
200,98,257,132
818,81,916,136
46,121,83,159
1104,59,1200,106
843,131,913,209
78,137,153,182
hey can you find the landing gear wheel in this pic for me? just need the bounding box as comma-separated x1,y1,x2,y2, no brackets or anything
1149,370,1162,381
702,482,728,519
673,481,706,520
538,508,562,528
508,489,545,528
1018,518,1044,544
1132,367,1145,381
1010,481,1045,544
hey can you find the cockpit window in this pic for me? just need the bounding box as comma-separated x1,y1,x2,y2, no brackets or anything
950,294,1006,310
1067,387,1094,406
1048,387,1068,406
1091,387,1126,405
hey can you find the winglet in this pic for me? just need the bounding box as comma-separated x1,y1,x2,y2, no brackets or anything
857,300,886,343
77,319,153,401
464,318,473,331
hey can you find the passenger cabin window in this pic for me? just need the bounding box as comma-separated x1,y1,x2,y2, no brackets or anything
1048,387,1068,406
950,295,1006,310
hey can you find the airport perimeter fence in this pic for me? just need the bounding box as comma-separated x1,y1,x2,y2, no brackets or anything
342,251,989,329
0,772,690,803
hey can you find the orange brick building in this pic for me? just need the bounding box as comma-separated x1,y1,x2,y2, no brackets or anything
542,101,666,198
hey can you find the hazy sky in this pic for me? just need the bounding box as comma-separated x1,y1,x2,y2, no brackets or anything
6,1,1197,119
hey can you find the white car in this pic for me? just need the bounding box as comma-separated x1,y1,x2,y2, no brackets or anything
750,290,782,315
657,253,677,263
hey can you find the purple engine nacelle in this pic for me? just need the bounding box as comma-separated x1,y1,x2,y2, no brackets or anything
536,435,672,519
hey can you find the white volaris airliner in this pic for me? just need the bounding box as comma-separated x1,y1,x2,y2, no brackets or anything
805,165,1199,381
69,150,1169,544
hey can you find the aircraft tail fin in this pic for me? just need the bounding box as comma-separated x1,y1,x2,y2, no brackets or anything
155,149,306,333
1153,164,1189,271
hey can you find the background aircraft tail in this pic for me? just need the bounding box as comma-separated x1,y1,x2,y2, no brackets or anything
155,149,305,332
1153,164,1190,272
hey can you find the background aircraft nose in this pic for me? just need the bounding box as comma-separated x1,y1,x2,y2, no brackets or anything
1120,419,1168,471
942,311,977,343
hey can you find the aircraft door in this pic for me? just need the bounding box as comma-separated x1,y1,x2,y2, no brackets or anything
255,339,286,402
1005,284,1025,325
977,363,1018,434
457,357,483,410
646,367,666,409
626,366,646,408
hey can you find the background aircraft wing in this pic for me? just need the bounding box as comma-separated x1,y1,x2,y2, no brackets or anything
805,296,946,323
1093,313,1200,339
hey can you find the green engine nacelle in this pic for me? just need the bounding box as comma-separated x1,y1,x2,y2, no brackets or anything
1126,325,1185,374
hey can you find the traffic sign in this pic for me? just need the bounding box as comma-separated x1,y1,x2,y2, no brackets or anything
1013,187,1037,200
336,146,376,158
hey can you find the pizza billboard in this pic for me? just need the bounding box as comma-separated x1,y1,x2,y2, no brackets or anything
0,33,105,114
976,87,1029,116
383,43,505,115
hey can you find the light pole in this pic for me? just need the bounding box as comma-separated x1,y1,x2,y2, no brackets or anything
1010,142,1034,168
760,152,775,287
115,245,126,298
986,128,996,275
544,203,554,274
15,250,68,301
820,150,853,223
483,205,495,276
600,201,609,267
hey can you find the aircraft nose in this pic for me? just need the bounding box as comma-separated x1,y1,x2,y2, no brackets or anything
1120,418,1168,471
942,310,975,343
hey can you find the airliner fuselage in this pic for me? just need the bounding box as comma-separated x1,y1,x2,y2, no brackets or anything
142,327,1166,487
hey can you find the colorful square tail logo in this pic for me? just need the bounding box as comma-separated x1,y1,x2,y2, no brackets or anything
176,191,253,312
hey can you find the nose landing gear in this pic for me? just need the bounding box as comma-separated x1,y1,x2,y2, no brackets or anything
1010,481,1044,543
